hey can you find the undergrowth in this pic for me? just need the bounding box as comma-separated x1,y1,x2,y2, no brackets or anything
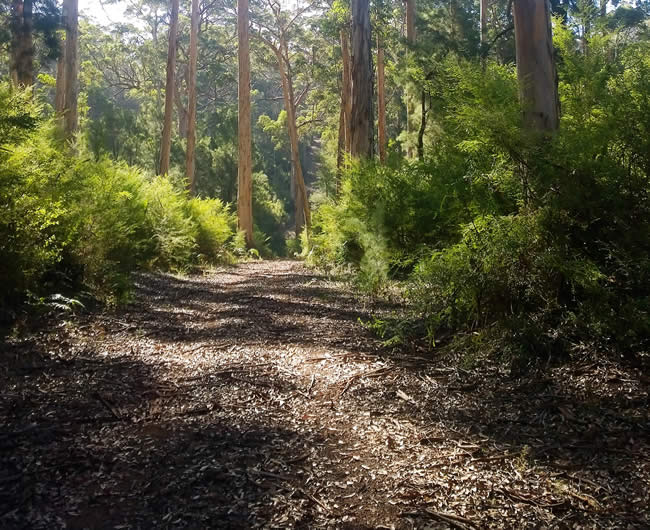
305,27,650,364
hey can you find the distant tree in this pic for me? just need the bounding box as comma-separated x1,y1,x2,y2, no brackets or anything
63,0,78,138
405,0,416,157
185,0,199,194
10,0,33,87
254,2,312,234
159,0,179,176
238,0,254,245
377,33,386,163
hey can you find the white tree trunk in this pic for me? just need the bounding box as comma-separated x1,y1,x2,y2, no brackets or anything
185,0,199,194
237,0,254,245
159,0,179,176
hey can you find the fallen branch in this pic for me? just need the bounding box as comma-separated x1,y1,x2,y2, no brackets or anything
423,508,478,529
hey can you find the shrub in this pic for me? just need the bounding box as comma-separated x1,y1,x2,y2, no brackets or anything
65,158,154,294
186,197,237,264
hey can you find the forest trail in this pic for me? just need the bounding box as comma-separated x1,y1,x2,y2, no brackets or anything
2,261,648,529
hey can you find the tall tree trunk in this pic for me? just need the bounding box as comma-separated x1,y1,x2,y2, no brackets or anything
55,35,66,113
63,0,79,139
159,0,179,176
377,35,387,163
350,0,373,159
480,0,488,63
9,0,20,86
272,44,311,234
417,90,426,160
175,65,189,138
10,0,34,87
336,100,345,185
340,28,352,156
237,0,254,246
185,0,199,194
405,0,416,157
480,0,487,44
513,0,558,132
600,0,607,17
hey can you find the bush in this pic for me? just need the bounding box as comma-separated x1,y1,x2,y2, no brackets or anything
186,197,237,264
309,36,650,358
0,84,238,307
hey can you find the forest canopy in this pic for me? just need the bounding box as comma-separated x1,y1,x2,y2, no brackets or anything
1,0,649,362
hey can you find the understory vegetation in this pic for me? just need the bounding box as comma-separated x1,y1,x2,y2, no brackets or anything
0,83,241,310
307,25,650,361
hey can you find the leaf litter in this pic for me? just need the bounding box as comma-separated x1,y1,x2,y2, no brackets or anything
1,260,648,528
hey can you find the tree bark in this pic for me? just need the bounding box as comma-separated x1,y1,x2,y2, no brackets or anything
350,0,373,159
340,28,352,156
10,0,34,87
174,66,189,138
417,90,426,160
480,0,488,64
336,102,345,190
405,0,416,157
513,0,558,132
55,35,66,113
159,0,179,176
185,0,199,194
63,0,79,139
377,35,387,163
237,0,254,246
480,0,488,44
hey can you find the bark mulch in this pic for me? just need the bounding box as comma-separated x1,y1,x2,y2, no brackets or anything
1,260,648,529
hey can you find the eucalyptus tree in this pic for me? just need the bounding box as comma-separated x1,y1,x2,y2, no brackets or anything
185,0,199,193
251,0,317,233
350,0,372,158
513,0,558,131
238,0,254,244
63,0,78,137
159,0,179,176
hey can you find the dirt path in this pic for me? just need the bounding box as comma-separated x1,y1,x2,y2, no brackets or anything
2,261,648,528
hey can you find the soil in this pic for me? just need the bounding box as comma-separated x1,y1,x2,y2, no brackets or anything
1,260,648,529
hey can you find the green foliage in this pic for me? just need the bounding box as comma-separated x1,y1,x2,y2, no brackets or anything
140,175,197,272
186,197,237,264
311,26,650,358
0,116,66,300
252,172,288,256
0,83,237,306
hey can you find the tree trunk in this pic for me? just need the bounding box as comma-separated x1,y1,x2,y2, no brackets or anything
377,35,387,163
175,64,189,138
272,44,311,234
350,0,373,159
513,0,558,132
340,28,352,156
480,0,487,44
417,90,426,160
480,0,487,64
159,0,179,176
336,101,346,185
10,0,34,87
237,0,253,246
63,0,79,138
405,0,416,157
600,0,607,17
55,35,66,113
185,0,199,194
